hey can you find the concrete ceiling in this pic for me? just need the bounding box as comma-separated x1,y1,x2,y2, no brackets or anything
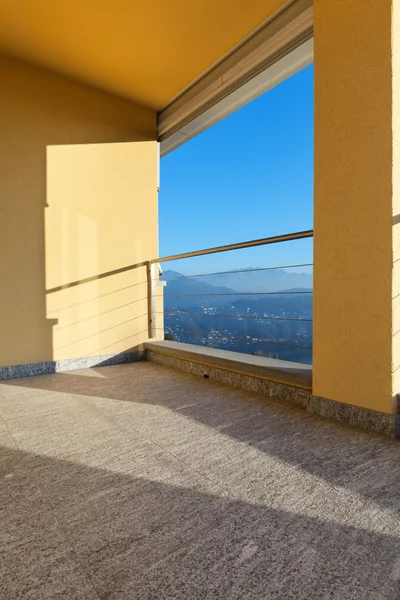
1,0,288,110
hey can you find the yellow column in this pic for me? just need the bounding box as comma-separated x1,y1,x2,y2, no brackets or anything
313,0,398,414
392,0,400,401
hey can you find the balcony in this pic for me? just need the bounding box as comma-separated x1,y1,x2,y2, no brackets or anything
2,360,400,599
2,2,400,597
1,229,397,438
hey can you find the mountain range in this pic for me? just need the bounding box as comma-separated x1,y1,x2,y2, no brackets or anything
161,267,312,293
161,270,312,310
161,271,236,308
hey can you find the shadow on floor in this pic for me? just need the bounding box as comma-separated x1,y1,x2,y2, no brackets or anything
3,361,400,543
1,440,400,599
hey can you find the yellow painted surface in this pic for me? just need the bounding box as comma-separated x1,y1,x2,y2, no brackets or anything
0,56,161,367
313,0,396,413
393,0,400,397
1,0,287,109
46,142,163,361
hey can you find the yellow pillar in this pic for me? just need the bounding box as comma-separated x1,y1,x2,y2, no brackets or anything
313,0,399,414
392,0,400,401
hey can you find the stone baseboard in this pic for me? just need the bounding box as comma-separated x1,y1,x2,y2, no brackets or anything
308,396,400,438
0,351,145,381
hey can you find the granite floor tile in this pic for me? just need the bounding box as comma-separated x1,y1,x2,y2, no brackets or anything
0,469,99,600
47,475,230,597
107,501,400,600
2,362,400,599
0,419,18,451
5,397,113,433
0,382,91,420
0,537,100,600
11,423,147,471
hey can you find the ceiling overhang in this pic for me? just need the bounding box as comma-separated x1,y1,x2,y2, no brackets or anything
1,0,296,110
158,0,313,154
1,0,313,152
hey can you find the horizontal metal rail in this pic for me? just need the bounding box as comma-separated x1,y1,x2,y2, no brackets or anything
163,311,312,322
164,291,312,297
158,263,313,281
166,329,312,350
152,229,313,264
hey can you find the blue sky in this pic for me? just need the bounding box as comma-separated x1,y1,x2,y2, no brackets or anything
158,64,313,276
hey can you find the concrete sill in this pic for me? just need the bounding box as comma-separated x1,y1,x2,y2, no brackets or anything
144,341,312,390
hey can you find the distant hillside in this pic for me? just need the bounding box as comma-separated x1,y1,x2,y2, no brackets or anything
161,271,238,308
161,271,184,280
199,267,312,293
161,271,312,310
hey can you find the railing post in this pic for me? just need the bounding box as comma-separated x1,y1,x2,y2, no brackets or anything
146,261,157,339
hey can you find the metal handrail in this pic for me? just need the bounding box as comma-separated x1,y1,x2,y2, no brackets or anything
147,229,314,346
164,291,312,297
152,229,313,264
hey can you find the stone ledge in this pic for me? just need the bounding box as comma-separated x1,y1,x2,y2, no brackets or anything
145,340,312,389
145,342,311,408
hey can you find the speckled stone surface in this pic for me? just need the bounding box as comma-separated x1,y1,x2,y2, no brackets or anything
309,395,400,438
1,361,400,598
146,350,311,407
146,349,400,438
0,351,144,380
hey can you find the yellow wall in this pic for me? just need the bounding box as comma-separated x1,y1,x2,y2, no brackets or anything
313,0,396,413
393,0,400,398
0,55,161,367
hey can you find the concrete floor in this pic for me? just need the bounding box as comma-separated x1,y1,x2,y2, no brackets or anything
1,363,400,599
